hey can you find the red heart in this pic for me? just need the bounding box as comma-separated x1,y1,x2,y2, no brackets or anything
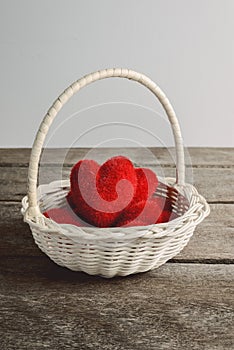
134,168,158,202
154,196,173,212
96,156,137,203
67,156,159,228
116,167,159,225
116,198,162,227
156,210,179,224
68,159,118,227
116,197,179,227
43,207,89,226
118,220,147,227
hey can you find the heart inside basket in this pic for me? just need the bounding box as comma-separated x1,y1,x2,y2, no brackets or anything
39,178,190,228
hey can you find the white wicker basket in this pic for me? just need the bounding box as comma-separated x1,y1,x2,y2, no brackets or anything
21,68,210,278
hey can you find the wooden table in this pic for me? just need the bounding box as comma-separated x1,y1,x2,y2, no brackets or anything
0,148,233,350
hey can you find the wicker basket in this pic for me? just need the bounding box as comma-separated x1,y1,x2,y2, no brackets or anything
21,68,210,278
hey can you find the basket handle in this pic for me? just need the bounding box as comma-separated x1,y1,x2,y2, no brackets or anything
27,68,185,217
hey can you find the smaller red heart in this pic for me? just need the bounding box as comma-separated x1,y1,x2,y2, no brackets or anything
153,196,173,211
43,207,89,226
156,210,179,224
66,191,118,227
134,167,158,202
116,167,159,224
120,220,147,227
116,198,162,227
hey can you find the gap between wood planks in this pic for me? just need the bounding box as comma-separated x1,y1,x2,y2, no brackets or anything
0,148,233,168
169,258,234,264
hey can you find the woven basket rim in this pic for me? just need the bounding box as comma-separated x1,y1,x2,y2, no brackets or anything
22,177,210,242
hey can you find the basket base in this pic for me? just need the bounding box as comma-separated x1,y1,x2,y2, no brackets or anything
33,228,195,278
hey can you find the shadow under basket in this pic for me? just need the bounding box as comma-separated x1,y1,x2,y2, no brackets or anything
21,68,210,278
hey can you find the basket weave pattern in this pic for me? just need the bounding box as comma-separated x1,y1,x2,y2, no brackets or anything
22,69,210,277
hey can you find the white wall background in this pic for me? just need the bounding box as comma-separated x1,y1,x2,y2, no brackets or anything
0,0,233,148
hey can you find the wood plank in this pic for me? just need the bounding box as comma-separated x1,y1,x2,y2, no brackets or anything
1,202,233,261
176,203,234,261
0,260,233,350
191,167,234,203
0,166,233,202
0,202,41,257
149,166,234,203
0,147,233,167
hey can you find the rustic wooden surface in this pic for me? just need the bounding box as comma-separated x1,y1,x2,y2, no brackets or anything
0,148,233,350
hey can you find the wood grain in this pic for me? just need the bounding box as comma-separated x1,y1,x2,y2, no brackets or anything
0,259,233,350
0,147,233,167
